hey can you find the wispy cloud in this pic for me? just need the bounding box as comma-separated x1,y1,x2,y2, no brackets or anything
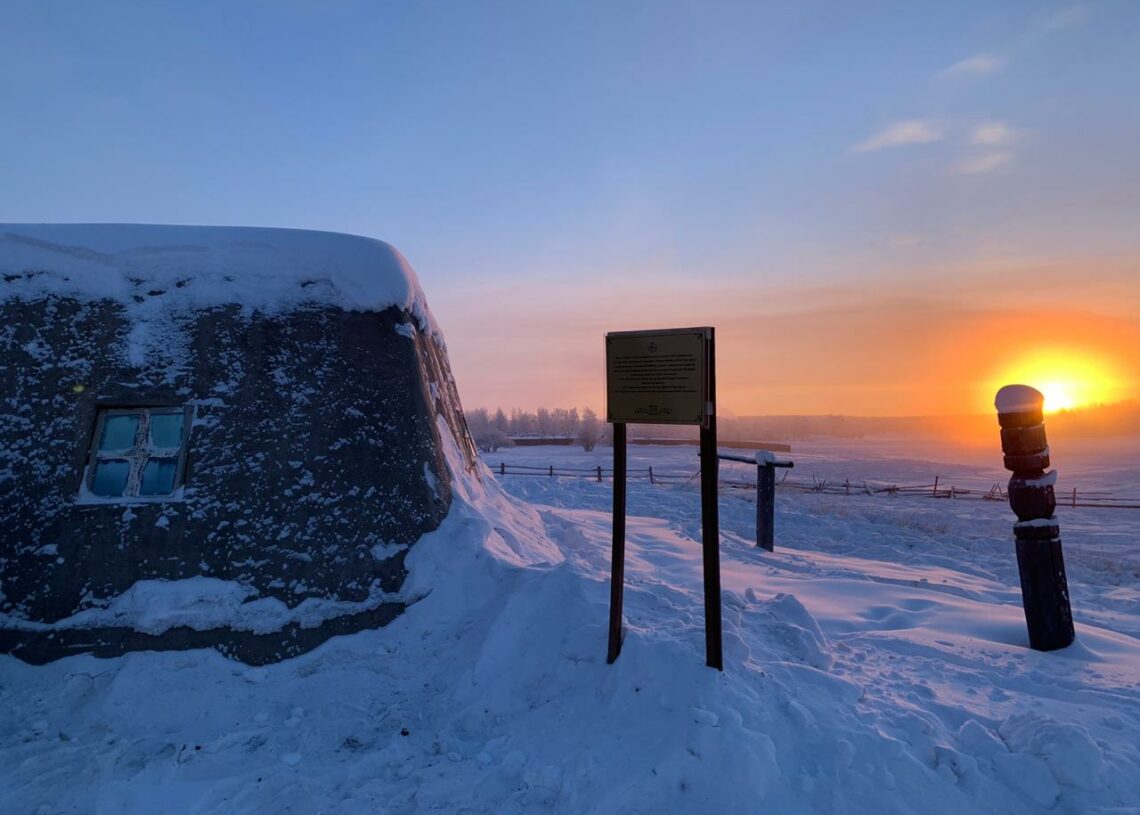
853,120,943,153
952,152,1013,175
1038,4,1086,33
969,121,1020,146
938,53,1006,79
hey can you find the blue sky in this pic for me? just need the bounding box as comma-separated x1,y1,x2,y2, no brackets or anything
3,1,1138,414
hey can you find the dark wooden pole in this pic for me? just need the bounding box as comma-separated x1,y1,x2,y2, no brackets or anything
756,462,775,552
995,385,1075,651
607,422,628,663
700,330,723,671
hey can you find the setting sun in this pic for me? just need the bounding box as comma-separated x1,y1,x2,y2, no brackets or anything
986,348,1124,414
1038,381,1078,413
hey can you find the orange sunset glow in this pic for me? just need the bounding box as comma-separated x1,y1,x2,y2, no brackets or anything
445,284,1140,422
985,348,1127,414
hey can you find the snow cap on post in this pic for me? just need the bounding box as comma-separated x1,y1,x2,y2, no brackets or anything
995,384,1044,414
995,384,1044,429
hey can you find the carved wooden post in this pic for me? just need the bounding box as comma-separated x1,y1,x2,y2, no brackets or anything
995,385,1075,651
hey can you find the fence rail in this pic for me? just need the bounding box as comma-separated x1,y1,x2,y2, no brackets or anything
489,462,1140,510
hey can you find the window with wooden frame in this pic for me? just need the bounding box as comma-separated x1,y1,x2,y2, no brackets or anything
83,406,191,500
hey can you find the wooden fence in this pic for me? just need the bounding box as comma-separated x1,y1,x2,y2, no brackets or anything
489,462,1140,510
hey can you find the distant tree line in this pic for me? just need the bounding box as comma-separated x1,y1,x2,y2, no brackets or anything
467,398,1140,453
465,406,604,452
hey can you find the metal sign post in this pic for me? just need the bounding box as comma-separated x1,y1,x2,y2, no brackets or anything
605,327,722,671
698,331,721,670
607,421,627,664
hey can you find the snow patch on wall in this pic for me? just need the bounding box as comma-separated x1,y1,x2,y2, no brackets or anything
423,462,440,498
370,541,409,561
0,576,401,636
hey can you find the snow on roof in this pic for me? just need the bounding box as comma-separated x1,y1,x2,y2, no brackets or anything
0,223,438,333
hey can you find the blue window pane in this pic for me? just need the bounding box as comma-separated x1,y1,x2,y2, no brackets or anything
91,460,130,496
140,459,178,495
149,413,184,449
99,415,139,450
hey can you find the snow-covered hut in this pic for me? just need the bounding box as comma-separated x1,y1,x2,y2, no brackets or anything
0,224,477,663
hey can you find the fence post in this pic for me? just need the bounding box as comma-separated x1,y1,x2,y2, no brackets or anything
932,475,939,497
500,462,505,476
648,466,654,485
597,465,603,483
549,465,554,478
996,384,1075,652
756,458,775,551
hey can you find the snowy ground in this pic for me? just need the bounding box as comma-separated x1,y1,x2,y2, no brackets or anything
3,438,1139,814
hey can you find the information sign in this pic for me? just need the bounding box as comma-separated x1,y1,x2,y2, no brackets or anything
605,328,710,425
604,326,722,671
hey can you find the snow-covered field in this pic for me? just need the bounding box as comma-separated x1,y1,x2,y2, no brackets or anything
3,438,1139,814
